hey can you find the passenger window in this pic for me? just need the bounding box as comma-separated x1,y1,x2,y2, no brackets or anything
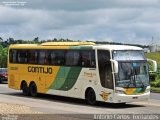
10,49,17,63
17,50,28,63
50,50,65,66
38,50,47,65
65,51,80,66
28,50,38,64
81,50,96,68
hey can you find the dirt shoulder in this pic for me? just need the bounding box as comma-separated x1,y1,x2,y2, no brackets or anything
0,103,41,114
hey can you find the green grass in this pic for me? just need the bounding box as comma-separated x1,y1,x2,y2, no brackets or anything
151,87,160,93
146,52,160,65
145,52,160,92
146,52,160,79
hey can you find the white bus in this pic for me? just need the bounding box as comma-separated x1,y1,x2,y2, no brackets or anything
8,42,157,104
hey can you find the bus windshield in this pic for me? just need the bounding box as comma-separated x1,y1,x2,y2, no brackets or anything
112,50,146,61
112,50,149,88
115,62,149,88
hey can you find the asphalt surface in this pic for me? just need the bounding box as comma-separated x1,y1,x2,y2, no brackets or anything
150,92,160,100
0,83,160,119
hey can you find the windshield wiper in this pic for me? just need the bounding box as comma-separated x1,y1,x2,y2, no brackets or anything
127,69,137,88
137,75,146,89
134,68,147,88
127,69,146,88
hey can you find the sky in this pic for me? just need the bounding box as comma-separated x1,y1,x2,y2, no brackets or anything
0,0,160,45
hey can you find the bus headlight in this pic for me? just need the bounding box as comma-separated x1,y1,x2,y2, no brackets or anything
116,90,125,94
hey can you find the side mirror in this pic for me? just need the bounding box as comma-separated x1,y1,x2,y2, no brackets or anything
147,59,157,72
110,59,118,73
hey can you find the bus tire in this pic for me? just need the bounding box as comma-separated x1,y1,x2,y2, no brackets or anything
85,88,96,105
29,82,37,97
21,82,29,96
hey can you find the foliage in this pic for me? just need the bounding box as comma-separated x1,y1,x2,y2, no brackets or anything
0,44,8,67
0,37,76,67
146,52,160,65
149,72,157,81
146,52,160,81
150,79,160,87
151,87,160,93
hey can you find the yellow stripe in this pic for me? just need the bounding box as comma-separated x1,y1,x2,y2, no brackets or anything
124,88,136,95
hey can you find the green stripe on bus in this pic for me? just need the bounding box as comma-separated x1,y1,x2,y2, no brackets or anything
49,67,82,91
70,46,93,50
134,88,145,93
49,67,69,89
59,67,82,90
80,46,93,50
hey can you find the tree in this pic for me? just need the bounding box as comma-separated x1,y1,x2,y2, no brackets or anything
33,37,39,43
0,44,8,67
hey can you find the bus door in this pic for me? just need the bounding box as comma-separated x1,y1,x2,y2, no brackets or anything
98,50,113,90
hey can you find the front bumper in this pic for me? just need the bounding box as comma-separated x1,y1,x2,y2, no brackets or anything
113,92,150,103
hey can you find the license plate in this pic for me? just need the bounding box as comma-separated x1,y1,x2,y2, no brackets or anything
132,97,138,99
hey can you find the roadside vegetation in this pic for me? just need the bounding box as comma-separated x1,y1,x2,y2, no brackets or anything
0,45,8,68
146,52,160,93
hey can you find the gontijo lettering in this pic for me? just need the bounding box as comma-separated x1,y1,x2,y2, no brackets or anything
28,66,52,74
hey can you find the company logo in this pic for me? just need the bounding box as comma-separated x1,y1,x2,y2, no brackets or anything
83,72,96,78
100,91,111,101
28,66,52,74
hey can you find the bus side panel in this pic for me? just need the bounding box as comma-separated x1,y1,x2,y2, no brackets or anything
76,68,99,99
79,68,114,103
8,64,21,90
23,65,60,93
48,66,82,97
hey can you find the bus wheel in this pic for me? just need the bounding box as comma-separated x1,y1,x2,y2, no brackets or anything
21,82,29,96
86,88,96,105
29,82,37,97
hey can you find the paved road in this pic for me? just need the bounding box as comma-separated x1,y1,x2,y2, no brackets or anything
0,83,160,115
150,92,160,100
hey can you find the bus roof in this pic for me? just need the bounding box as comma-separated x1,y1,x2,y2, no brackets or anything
41,42,95,46
9,42,95,49
93,44,142,51
9,42,142,51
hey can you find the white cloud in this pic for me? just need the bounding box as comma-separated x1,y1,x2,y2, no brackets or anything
0,1,160,44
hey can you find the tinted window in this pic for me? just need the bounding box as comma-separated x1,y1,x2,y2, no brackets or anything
17,50,28,63
9,49,96,68
65,51,80,66
98,50,113,89
50,50,65,66
81,50,95,68
28,50,38,64
38,50,50,65
10,49,17,63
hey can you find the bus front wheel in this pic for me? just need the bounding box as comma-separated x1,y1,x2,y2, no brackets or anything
85,88,96,105
29,82,37,97
21,82,29,96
